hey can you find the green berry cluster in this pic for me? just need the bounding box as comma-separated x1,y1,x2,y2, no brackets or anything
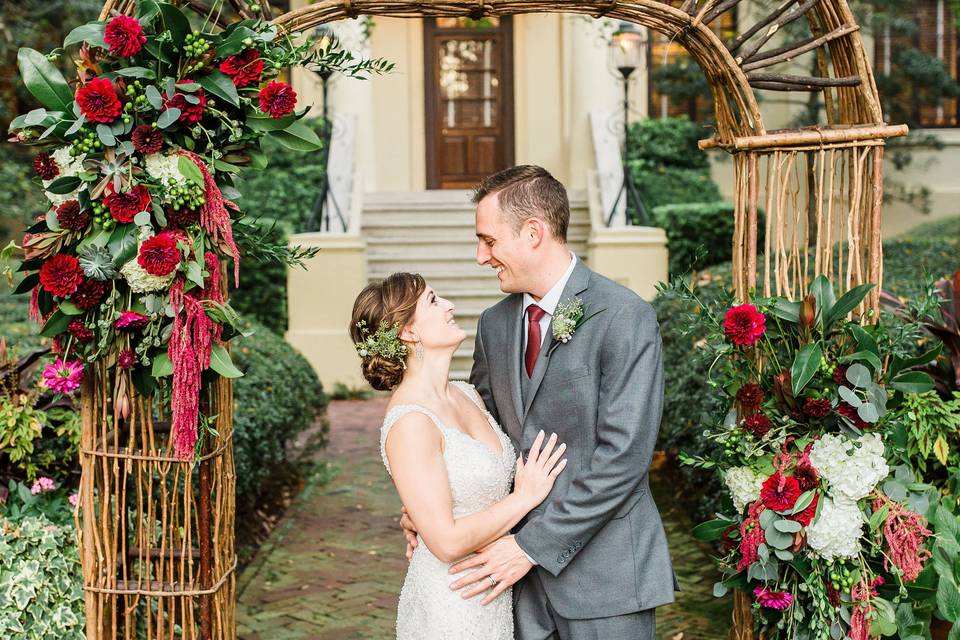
70,129,102,155
819,356,837,375
828,563,856,593
722,431,753,456
91,200,116,230
183,34,211,71
167,179,206,211
124,80,150,114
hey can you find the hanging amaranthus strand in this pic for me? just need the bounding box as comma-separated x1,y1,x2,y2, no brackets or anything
29,286,41,323
203,251,224,343
872,494,933,581
168,278,216,459
178,151,241,287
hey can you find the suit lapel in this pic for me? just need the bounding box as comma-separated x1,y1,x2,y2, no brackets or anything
505,294,525,426
521,261,592,422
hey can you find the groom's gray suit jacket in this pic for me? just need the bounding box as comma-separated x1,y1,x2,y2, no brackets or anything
470,260,677,620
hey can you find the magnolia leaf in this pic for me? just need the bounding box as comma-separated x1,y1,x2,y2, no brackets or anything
46,176,81,195
840,349,883,374
17,48,74,112
209,344,243,378
810,275,835,326
247,113,297,132
177,156,204,186
152,352,173,377
824,283,876,330
59,301,83,316
196,71,239,107
890,371,935,394
114,66,157,80
64,22,107,48
692,518,733,541
267,121,324,151
158,2,190,45
40,310,71,338
790,342,822,395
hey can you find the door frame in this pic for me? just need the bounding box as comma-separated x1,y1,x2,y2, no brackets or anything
423,17,515,189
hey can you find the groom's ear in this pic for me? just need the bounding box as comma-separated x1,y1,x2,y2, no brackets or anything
525,217,547,247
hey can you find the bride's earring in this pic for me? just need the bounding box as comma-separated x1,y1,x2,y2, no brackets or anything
415,340,424,361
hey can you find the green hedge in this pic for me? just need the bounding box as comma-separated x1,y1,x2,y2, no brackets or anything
652,202,765,276
228,219,289,334
232,317,328,505
654,234,960,520
899,215,960,242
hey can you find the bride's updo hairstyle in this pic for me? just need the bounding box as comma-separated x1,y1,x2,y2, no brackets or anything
350,272,426,391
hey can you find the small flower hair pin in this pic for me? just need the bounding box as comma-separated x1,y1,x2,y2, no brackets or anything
548,297,604,355
354,320,408,367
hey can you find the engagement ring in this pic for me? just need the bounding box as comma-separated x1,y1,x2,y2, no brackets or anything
488,576,498,587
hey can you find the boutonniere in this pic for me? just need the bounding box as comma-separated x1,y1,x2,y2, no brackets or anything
549,298,604,353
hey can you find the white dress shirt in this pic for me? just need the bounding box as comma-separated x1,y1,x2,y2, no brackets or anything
516,252,577,566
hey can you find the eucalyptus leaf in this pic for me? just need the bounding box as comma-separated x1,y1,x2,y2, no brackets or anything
857,402,879,423
145,85,163,110
774,519,802,533
24,108,50,126
882,479,907,502
133,211,152,226
839,385,862,407
96,124,116,147
156,108,181,129
774,549,794,561
65,114,87,137
712,582,728,598
846,363,872,388
764,525,793,550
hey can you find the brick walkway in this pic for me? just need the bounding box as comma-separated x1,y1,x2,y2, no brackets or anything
237,399,730,639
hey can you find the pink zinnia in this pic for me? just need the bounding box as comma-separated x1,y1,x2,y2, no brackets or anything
115,311,150,330
41,359,84,394
753,586,793,610
723,303,766,347
30,476,56,495
69,493,80,507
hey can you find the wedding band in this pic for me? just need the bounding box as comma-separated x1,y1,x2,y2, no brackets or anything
488,576,498,587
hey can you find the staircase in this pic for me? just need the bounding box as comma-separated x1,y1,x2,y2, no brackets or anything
362,190,591,379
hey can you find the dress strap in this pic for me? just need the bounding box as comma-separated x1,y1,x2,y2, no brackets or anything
379,405,447,477
451,380,486,412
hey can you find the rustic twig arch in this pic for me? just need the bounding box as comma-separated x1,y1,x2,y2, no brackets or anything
86,1,904,638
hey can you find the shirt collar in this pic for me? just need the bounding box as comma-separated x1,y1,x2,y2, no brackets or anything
522,252,577,317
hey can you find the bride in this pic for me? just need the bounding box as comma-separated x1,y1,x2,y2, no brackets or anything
351,272,567,640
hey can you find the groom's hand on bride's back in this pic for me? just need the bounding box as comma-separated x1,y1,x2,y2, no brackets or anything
399,505,418,560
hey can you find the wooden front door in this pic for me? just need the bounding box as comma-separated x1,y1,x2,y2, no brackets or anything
424,18,514,189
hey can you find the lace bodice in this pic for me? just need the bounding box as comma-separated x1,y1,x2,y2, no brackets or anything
379,380,516,639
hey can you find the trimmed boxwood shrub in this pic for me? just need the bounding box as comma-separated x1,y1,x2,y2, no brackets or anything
654,234,960,520
899,215,960,242
652,202,766,276
232,317,328,505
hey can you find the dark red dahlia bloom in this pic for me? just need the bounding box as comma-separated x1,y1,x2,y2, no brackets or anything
118,349,137,369
836,403,870,429
33,152,59,180
788,492,819,526
104,184,152,223
39,254,84,298
760,472,802,512
743,413,772,438
165,204,199,228
736,383,764,411
56,200,90,231
132,124,164,154
833,365,849,385
104,16,146,57
723,303,766,347
67,320,93,342
76,77,122,123
219,49,264,88
803,397,832,418
71,279,109,311
793,461,820,491
138,232,181,276
115,311,150,330
163,82,207,124
258,81,297,118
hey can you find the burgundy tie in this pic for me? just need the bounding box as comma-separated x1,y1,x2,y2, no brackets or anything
524,305,546,378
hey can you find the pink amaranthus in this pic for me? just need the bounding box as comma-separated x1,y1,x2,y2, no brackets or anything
872,494,932,581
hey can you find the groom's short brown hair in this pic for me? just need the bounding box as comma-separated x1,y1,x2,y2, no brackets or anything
472,165,569,243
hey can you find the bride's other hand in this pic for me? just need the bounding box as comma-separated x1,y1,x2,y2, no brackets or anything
400,505,418,560
512,430,567,510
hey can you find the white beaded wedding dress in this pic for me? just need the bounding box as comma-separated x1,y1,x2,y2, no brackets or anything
379,380,517,640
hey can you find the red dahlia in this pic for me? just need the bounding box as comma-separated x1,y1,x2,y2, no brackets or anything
723,303,766,347
56,200,90,231
219,49,264,88
33,152,59,180
743,413,772,438
76,77,122,124
104,184,152,223
163,82,207,124
67,320,93,342
118,349,137,369
138,232,181,276
760,472,802,512
736,383,764,411
131,124,164,154
793,460,820,491
71,279,109,311
39,254,84,298
833,365,849,385
258,81,297,118
165,204,199,228
836,403,870,429
104,16,146,58
803,397,832,418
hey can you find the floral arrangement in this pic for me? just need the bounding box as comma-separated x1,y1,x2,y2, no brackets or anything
676,275,944,639
8,2,388,459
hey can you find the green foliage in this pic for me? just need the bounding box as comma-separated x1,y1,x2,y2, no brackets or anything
888,391,960,475
0,148,47,246
232,317,328,506
900,215,960,242
0,484,84,639
229,219,290,334
0,398,80,483
652,202,765,276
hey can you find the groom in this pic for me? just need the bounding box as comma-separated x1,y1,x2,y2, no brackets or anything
403,165,677,638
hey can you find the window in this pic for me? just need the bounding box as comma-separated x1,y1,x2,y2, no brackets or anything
875,0,959,127
647,5,736,121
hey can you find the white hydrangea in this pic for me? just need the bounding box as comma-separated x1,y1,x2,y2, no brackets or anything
724,466,765,513
144,152,187,186
806,497,865,561
121,259,175,293
44,146,86,206
809,432,889,502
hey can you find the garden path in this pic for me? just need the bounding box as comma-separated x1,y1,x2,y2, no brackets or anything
236,398,731,639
